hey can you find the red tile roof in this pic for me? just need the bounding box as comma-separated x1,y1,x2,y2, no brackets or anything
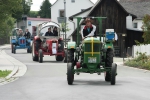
27,17,51,21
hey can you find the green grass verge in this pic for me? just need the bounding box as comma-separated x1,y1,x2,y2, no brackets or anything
124,52,150,70
0,70,12,78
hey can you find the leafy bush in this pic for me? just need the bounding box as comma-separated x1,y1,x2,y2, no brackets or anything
124,52,150,70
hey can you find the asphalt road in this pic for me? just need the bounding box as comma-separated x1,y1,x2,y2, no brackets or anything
0,48,150,100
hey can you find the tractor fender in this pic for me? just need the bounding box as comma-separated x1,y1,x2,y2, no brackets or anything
11,39,16,44
104,41,114,49
67,42,76,49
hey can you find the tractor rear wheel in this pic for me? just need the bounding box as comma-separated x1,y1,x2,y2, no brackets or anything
105,49,113,82
11,44,13,53
64,49,67,63
67,49,74,63
28,48,32,53
32,42,38,61
38,49,43,63
58,40,64,52
111,63,117,85
13,45,16,54
27,48,30,53
56,55,64,61
67,63,74,85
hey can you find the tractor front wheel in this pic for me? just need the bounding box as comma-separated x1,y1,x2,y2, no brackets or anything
111,63,117,85
11,44,13,53
56,55,64,61
27,48,30,53
67,63,74,85
38,49,43,63
13,45,16,54
105,49,113,82
67,49,74,63
32,42,38,61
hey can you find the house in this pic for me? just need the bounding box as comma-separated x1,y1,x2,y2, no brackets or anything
51,0,94,38
16,17,51,36
68,0,150,57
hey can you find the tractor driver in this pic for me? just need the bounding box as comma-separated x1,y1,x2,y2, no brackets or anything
81,18,96,40
24,29,31,39
18,29,23,37
45,28,54,36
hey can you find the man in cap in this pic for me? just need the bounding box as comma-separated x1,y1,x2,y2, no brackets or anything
81,18,96,40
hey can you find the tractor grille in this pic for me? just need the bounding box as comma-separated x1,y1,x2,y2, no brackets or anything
19,39,25,44
84,43,100,52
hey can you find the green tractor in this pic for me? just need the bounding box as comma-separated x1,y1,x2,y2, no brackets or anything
67,17,117,85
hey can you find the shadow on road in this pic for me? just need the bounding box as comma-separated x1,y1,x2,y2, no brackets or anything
72,79,129,86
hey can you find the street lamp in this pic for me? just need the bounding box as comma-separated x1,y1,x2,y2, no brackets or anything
122,33,127,62
64,0,66,47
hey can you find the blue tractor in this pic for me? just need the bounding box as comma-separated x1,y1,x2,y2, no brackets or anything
11,28,32,54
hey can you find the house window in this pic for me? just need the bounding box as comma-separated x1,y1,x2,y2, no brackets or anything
28,21,31,26
71,0,75,3
133,23,138,28
59,9,64,17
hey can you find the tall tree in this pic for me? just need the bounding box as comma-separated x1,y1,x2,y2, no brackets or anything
12,0,32,21
0,0,22,37
0,0,22,22
142,14,150,44
38,0,51,18
0,0,32,39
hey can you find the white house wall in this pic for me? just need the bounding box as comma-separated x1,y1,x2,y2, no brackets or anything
51,0,94,38
27,20,48,34
17,20,49,35
133,19,143,30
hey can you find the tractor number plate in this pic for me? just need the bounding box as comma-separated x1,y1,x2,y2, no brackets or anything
88,57,96,63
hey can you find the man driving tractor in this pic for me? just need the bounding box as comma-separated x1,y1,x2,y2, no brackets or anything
81,18,96,40
45,28,53,36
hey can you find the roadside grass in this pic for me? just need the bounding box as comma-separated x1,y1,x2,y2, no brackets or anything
124,52,150,70
0,70,12,78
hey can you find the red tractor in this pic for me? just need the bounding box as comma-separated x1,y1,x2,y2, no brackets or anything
32,21,65,63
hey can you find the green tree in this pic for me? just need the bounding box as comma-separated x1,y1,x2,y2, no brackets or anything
12,0,32,21
0,0,22,38
28,11,39,17
60,23,70,32
0,16,15,38
38,0,51,18
0,0,22,22
142,14,150,44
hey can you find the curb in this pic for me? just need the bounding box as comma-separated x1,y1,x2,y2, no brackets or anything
0,44,27,85
5,66,19,79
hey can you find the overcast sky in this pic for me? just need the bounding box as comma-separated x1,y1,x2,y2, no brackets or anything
31,0,98,11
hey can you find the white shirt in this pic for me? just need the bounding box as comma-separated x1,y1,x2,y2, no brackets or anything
81,24,96,38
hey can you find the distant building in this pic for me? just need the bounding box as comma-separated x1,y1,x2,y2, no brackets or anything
15,17,51,36
51,0,94,38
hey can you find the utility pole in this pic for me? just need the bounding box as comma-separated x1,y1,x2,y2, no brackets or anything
64,0,66,47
